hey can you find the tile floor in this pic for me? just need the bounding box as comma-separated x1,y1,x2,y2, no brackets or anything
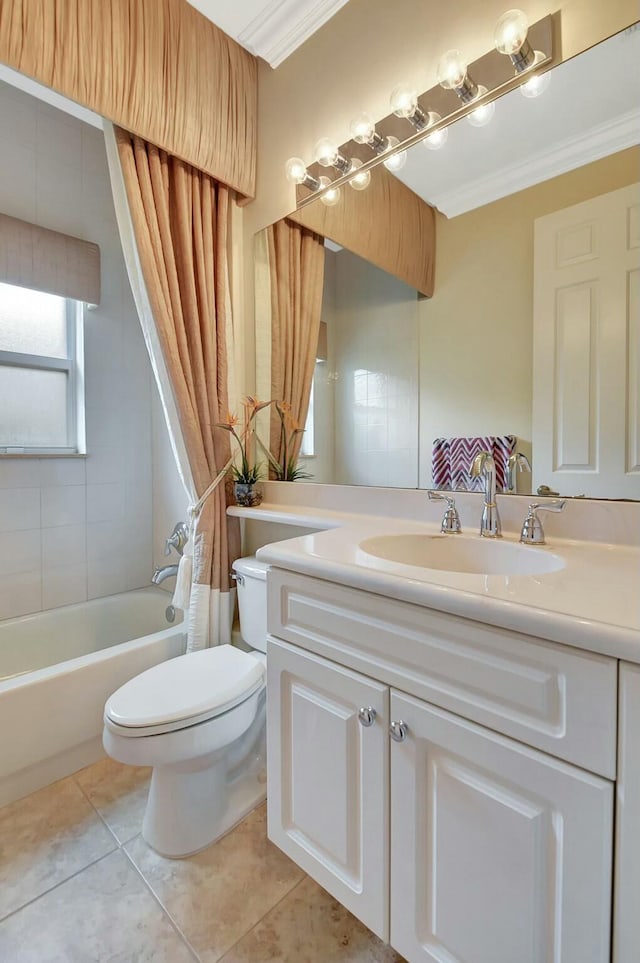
0,758,405,962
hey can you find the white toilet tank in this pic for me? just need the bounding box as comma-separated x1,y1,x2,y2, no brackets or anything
232,556,268,653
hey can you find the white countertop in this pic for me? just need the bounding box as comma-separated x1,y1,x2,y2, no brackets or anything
230,504,640,662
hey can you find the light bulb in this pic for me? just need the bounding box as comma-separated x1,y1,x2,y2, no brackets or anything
314,137,339,167
390,84,418,119
422,113,448,150
348,158,371,191
285,157,308,185
383,136,407,172
494,9,529,55
521,70,551,98
423,126,448,150
319,176,340,206
437,50,468,90
467,87,495,127
350,112,375,144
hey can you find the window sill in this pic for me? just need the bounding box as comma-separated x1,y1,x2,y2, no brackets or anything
0,452,87,459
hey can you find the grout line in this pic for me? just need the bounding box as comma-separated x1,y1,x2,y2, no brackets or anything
71,771,125,849
0,847,118,926
216,874,309,962
121,840,201,962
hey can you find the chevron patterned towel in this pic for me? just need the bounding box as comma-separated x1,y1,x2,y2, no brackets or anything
432,435,517,492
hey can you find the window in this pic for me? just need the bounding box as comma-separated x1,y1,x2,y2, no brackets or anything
0,281,84,453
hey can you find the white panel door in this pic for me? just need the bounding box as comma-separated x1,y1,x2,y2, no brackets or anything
267,638,389,940
390,691,613,963
533,181,640,497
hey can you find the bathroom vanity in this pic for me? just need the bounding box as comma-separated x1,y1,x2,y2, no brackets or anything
235,497,640,963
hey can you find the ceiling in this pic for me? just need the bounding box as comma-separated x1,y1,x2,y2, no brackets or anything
185,0,351,67
392,26,640,217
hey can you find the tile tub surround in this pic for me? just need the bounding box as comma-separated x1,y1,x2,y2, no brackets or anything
0,81,158,620
0,760,402,962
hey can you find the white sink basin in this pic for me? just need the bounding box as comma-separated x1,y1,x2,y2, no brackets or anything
359,534,565,576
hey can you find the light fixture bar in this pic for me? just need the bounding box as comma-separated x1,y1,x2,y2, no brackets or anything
295,12,555,209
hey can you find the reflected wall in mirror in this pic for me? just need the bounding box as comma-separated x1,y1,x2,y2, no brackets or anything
255,25,640,500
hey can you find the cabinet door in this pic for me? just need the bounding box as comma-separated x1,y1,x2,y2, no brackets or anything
267,638,389,940
613,662,640,963
390,691,613,963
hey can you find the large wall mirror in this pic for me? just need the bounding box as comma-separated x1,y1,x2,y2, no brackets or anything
255,25,640,501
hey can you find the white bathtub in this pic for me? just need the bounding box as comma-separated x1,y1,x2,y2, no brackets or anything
0,588,186,806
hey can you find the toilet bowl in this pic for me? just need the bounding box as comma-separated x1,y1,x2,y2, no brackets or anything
102,555,269,857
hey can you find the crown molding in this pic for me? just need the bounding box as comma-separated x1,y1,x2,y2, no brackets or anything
238,0,350,68
432,110,640,218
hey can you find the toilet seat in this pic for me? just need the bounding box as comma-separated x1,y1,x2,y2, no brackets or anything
104,645,265,738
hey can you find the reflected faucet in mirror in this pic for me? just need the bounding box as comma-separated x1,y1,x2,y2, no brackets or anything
506,452,532,493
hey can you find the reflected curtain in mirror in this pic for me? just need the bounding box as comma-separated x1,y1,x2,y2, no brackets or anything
262,220,325,471
113,127,240,651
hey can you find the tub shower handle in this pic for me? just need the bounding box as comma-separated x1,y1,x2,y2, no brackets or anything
164,522,189,557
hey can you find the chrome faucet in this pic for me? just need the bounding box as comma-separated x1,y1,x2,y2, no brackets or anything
470,451,502,538
506,452,532,493
152,564,179,585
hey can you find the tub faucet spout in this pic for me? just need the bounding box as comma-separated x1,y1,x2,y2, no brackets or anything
152,564,179,585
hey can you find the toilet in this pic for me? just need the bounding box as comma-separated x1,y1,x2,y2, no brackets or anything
102,556,269,858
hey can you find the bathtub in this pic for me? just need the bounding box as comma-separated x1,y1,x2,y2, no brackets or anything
0,588,186,807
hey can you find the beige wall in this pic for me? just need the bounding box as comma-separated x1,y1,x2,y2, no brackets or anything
418,147,640,488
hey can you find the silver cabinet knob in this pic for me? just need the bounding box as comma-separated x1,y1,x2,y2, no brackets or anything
358,706,377,727
389,720,408,742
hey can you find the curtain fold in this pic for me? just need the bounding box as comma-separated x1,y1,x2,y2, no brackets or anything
107,124,239,651
267,219,325,468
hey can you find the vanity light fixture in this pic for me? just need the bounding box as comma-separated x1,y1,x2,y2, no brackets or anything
520,71,551,98
286,10,555,209
467,91,496,127
383,136,408,170
437,50,479,104
350,112,387,152
390,85,429,130
422,114,448,150
285,156,321,191
494,9,543,73
348,158,371,191
318,177,341,206
313,137,352,175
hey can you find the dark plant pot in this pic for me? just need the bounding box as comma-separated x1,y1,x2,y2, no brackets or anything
233,482,263,508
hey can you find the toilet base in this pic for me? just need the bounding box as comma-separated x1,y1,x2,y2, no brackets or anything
142,744,267,858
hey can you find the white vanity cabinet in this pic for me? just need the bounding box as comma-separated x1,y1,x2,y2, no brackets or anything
266,568,618,963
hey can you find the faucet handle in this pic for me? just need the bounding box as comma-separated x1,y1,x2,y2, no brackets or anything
428,491,462,534
164,521,189,557
520,499,566,545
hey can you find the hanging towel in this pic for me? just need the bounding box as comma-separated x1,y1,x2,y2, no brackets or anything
171,545,193,611
432,435,517,492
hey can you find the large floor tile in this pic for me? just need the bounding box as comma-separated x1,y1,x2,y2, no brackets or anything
0,777,116,920
221,876,405,963
0,849,196,962
75,756,151,844
126,805,304,962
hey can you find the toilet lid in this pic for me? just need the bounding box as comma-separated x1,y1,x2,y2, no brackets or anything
104,645,265,731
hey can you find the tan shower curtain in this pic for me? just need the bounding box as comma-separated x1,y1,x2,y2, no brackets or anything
267,219,325,469
114,127,239,649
